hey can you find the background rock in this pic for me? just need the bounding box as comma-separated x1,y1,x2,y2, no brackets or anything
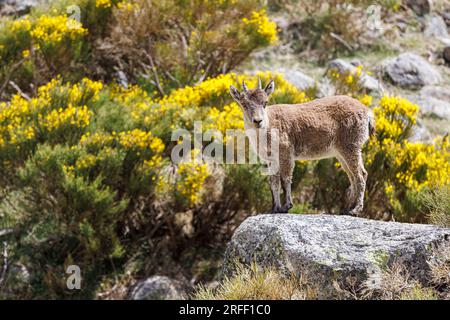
444,46,450,64
424,15,449,39
383,53,442,89
278,69,316,91
404,0,431,16
409,86,450,119
424,15,450,45
328,59,382,93
0,0,41,16
408,120,432,142
443,12,450,27
223,214,450,297
128,276,188,300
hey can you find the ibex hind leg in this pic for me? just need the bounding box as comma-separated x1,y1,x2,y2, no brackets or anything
335,154,357,214
339,151,367,217
348,152,367,216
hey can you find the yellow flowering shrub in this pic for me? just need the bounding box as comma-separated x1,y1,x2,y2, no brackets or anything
41,105,92,131
206,103,245,134
371,96,418,142
80,132,115,149
364,97,450,219
96,0,113,8
31,15,87,44
2,14,87,56
0,12,89,99
0,77,104,160
328,64,373,106
242,9,278,45
118,129,164,153
176,160,209,206
10,18,33,33
103,0,278,94
394,139,450,190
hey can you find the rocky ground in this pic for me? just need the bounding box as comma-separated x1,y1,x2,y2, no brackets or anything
224,214,450,299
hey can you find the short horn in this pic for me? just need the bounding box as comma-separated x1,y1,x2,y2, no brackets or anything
242,80,249,93
258,77,262,89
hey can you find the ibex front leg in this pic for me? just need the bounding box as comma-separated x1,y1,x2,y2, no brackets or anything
280,155,294,213
269,174,282,213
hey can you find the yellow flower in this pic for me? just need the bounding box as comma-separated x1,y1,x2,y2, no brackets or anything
96,0,112,8
205,102,244,137
76,154,97,170
80,132,114,148
22,49,30,58
31,15,87,44
242,10,278,44
42,104,92,131
11,18,32,32
118,129,165,153
346,75,354,84
359,94,372,107
117,1,137,11
176,159,209,205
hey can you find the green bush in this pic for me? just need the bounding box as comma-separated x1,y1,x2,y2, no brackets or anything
278,0,400,61
0,0,277,98
99,0,277,94
420,186,450,227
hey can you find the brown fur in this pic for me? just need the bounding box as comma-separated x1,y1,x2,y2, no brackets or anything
230,81,374,216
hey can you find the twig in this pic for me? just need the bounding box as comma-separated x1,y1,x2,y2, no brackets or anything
164,70,182,87
197,62,212,84
143,51,165,96
0,241,8,287
9,81,31,101
0,58,26,99
329,32,354,51
0,229,14,238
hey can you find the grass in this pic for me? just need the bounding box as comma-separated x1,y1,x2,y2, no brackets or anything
193,263,318,300
421,185,450,227
290,202,318,214
194,243,450,300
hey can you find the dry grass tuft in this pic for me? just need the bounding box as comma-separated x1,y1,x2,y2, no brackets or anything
422,186,450,227
193,263,318,300
361,261,437,300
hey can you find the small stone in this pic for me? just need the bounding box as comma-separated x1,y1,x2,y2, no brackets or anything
128,276,188,300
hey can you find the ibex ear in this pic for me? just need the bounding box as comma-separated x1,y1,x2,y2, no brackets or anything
229,85,241,102
264,80,275,96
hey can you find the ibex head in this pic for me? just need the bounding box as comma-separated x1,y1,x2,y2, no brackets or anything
229,78,275,129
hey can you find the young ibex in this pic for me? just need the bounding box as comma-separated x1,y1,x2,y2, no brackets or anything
229,79,375,216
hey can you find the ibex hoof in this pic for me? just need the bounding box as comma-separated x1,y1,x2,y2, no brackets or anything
281,203,293,213
340,209,359,217
271,206,288,214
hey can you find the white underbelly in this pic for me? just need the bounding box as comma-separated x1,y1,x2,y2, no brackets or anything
295,148,336,161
